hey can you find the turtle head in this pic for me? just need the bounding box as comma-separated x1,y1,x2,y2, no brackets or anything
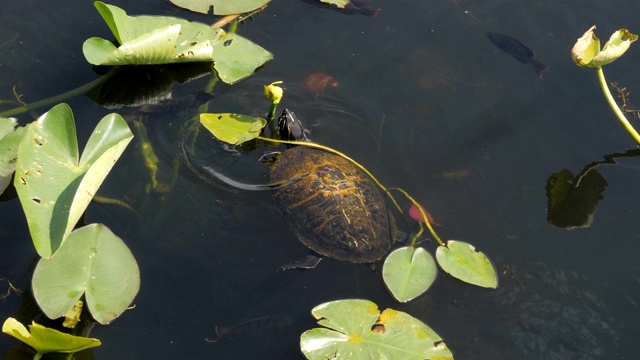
277,109,309,143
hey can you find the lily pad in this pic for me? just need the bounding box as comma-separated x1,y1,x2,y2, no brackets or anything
382,246,437,303
572,26,638,68
32,224,140,325
320,0,350,9
300,299,454,359
0,117,27,195
200,113,266,145
435,240,498,288
168,0,271,15
14,103,133,258
83,2,272,83
2,317,101,356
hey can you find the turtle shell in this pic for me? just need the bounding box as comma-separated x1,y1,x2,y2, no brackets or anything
270,146,396,263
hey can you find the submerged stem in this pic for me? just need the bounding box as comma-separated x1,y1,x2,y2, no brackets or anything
388,187,445,247
596,66,640,145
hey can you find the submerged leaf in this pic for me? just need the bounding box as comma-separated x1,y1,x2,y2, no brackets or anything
200,113,266,145
14,104,133,258
320,0,350,9
32,224,140,325
382,247,437,302
168,0,271,15
2,317,101,355
300,299,454,360
435,240,498,288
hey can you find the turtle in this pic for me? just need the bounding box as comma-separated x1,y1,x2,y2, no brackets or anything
262,109,397,269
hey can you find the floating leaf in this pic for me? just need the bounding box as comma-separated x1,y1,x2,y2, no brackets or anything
83,2,271,83
200,113,266,145
320,0,350,9
168,0,271,15
572,26,638,68
300,299,454,360
0,117,27,195
436,240,498,288
32,224,140,325
211,33,274,84
382,247,437,302
14,103,133,258
2,317,101,356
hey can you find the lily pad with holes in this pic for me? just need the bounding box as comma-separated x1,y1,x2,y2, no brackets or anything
2,317,101,358
300,299,454,360
32,224,140,325
382,246,437,303
0,117,27,195
168,0,271,15
200,113,266,145
83,2,272,84
435,240,498,288
14,103,133,258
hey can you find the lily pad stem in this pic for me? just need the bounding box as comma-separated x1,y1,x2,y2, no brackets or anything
388,187,445,247
596,66,640,145
255,136,405,216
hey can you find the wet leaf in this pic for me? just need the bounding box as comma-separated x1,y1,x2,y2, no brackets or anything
168,0,271,15
382,247,437,302
320,0,350,9
2,317,101,355
211,33,274,84
200,113,266,145
83,2,272,83
572,26,638,67
300,299,454,360
32,224,140,325
545,168,607,229
14,103,133,258
435,240,498,288
0,117,27,195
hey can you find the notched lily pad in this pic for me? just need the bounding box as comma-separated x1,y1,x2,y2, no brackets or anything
168,0,271,15
200,113,266,145
14,103,133,258
572,25,638,67
435,240,498,288
32,224,140,325
2,317,101,356
382,246,437,303
300,299,454,360
0,117,27,195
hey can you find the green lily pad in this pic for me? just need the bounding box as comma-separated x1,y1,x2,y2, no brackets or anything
211,33,274,84
572,25,638,68
32,224,140,325
300,299,454,360
382,246,437,303
2,317,101,356
200,113,266,145
320,0,350,9
168,0,272,15
14,103,133,258
0,117,27,195
83,2,272,83
435,240,498,288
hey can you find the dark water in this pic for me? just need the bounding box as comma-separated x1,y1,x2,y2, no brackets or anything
2,0,640,359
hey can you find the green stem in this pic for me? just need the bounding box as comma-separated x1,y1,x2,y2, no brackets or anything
388,187,445,247
596,66,640,145
0,76,106,117
256,136,405,216
266,100,279,123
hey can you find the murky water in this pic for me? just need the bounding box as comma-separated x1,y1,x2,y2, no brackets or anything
2,0,640,358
